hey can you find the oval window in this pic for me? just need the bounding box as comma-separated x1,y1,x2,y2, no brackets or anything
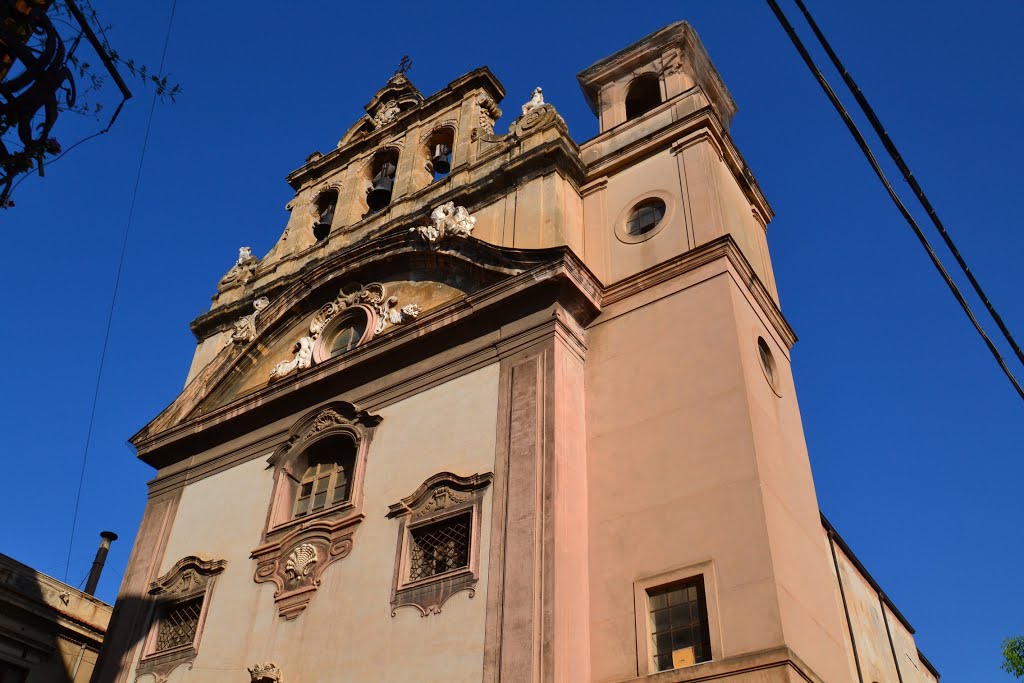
757,337,778,392
626,198,666,236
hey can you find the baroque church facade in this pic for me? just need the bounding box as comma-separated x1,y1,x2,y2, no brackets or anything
92,22,939,683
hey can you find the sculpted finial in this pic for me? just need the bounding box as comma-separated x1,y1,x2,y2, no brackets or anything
521,86,545,116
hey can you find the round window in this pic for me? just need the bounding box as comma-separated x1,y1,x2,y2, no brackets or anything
626,198,666,236
325,313,368,357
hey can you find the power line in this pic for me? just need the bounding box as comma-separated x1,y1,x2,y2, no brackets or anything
63,0,179,583
788,0,1024,371
764,0,1024,402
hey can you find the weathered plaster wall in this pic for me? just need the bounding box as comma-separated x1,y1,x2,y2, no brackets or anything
828,540,938,683
138,363,500,683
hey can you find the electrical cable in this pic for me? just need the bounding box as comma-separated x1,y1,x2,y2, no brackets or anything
789,0,1024,370
764,0,1024,402
63,0,178,582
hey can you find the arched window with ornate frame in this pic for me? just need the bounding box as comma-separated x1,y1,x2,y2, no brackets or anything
251,401,381,620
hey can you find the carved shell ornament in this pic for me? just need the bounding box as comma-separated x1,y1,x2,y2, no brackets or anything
285,544,318,582
410,202,476,243
248,663,282,683
269,282,421,379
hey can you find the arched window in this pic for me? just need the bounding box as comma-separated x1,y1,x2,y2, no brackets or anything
292,436,356,519
625,75,662,120
313,189,337,241
366,150,399,212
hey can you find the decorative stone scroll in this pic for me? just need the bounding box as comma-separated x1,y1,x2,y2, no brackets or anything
477,94,502,134
387,472,493,617
249,663,283,683
268,282,421,380
410,202,476,243
135,556,227,683
218,246,260,290
232,296,270,344
252,401,381,620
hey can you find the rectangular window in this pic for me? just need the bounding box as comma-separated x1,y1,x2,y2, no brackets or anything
408,511,471,581
154,596,204,652
647,576,712,671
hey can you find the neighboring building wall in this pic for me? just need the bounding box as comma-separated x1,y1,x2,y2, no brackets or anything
0,554,111,683
823,521,940,683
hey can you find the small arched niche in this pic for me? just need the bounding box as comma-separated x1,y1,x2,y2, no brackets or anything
625,74,663,121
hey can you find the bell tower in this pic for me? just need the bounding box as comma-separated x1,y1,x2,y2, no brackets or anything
574,22,859,683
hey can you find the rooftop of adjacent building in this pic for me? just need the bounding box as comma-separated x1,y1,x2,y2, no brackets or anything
0,552,112,637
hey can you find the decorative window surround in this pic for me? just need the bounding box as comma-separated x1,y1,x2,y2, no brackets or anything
251,401,381,620
268,282,421,380
387,471,492,617
137,556,226,683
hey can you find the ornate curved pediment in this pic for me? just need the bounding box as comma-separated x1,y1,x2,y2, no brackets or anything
128,228,596,462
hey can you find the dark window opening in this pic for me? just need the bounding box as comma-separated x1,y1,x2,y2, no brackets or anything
648,577,712,671
625,75,662,120
626,198,666,236
408,512,471,581
313,190,337,241
293,437,357,518
367,151,399,212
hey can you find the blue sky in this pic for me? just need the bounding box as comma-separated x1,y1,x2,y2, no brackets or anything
2,1,1021,679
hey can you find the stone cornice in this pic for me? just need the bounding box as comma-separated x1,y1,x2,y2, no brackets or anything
603,235,796,349
581,98,773,223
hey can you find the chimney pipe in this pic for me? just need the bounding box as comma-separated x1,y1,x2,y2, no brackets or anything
84,531,118,596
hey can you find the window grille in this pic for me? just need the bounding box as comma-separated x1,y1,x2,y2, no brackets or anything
154,597,203,652
648,577,712,671
408,512,471,581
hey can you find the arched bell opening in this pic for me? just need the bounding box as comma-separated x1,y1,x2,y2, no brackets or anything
625,74,662,121
312,189,338,242
365,149,399,213
425,128,455,182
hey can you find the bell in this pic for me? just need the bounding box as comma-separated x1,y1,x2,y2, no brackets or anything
366,162,396,211
430,144,452,175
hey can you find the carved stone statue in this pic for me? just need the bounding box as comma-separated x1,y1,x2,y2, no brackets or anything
521,86,545,116
410,202,477,243
218,246,260,290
